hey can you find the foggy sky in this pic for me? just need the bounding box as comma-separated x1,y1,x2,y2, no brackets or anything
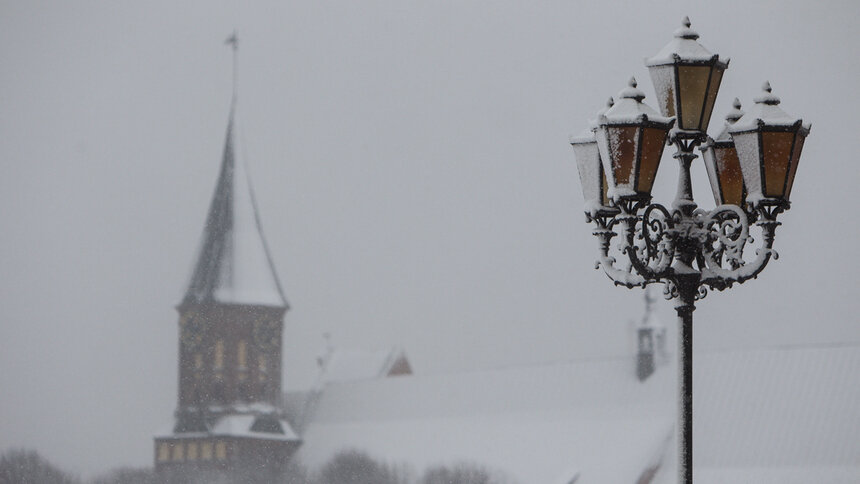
1,0,858,478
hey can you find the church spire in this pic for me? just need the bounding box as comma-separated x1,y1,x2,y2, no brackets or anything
183,34,287,308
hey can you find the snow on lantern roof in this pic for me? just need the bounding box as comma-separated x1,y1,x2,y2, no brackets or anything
182,98,288,308
599,78,673,125
568,129,595,145
646,17,729,66
569,98,616,144
713,98,745,142
729,82,812,133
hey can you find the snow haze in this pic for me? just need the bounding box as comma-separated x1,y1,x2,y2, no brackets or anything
0,0,858,478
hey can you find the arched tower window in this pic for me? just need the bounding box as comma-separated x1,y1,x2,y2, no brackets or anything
258,354,268,382
237,340,247,369
214,340,224,370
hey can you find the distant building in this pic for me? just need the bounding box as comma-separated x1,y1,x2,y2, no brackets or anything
153,95,300,476
284,314,860,483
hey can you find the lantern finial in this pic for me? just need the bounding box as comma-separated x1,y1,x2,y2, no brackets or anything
725,98,744,124
754,81,781,105
618,77,646,102
674,16,699,40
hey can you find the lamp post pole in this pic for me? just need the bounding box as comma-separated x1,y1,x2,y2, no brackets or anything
570,18,810,484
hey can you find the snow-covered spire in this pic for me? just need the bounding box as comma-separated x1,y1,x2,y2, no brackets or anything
182,39,287,309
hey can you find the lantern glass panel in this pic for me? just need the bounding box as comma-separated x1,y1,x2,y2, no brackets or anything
637,127,668,195
600,166,610,206
607,126,639,186
785,134,806,200
678,65,711,130
714,146,745,206
701,67,724,134
572,141,601,204
704,148,721,204
648,65,676,118
733,132,762,197
762,131,795,198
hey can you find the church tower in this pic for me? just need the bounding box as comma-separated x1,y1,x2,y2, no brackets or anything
154,35,300,476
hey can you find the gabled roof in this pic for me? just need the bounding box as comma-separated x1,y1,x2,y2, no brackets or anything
290,343,860,483
293,355,674,483
651,343,860,483
183,100,287,308
321,347,412,384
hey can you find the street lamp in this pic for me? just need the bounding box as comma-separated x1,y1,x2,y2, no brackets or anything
569,17,810,484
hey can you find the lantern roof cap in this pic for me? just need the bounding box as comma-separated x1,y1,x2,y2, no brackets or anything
729,82,811,133
714,98,744,141
585,97,615,130
753,81,781,105
645,17,729,66
675,16,699,40
572,98,615,143
726,98,744,123
599,78,673,125
618,77,646,102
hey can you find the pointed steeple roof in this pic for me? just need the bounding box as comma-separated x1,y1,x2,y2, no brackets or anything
182,99,288,308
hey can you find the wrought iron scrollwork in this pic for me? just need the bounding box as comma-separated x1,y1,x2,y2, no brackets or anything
586,145,786,303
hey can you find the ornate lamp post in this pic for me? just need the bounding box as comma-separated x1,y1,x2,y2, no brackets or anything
569,17,810,483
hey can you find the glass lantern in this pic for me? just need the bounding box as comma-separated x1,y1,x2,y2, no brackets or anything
729,82,811,206
645,17,729,134
701,98,746,207
594,78,675,202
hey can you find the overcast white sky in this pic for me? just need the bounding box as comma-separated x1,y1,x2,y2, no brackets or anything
1,0,858,478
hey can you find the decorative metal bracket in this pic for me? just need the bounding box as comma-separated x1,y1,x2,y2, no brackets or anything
589,137,786,304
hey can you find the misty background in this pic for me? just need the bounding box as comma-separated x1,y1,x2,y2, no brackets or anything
1,0,858,478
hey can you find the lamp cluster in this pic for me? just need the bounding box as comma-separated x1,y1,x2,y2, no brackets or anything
568,17,811,484
570,16,811,297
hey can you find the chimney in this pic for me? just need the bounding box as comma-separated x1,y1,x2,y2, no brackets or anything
636,287,665,381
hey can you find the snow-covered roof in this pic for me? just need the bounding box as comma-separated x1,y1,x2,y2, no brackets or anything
182,98,288,308
294,355,674,483
293,343,860,483
320,347,412,384
210,414,299,441
157,412,300,442
651,343,860,483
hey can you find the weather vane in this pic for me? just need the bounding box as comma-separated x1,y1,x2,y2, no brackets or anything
225,31,239,98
